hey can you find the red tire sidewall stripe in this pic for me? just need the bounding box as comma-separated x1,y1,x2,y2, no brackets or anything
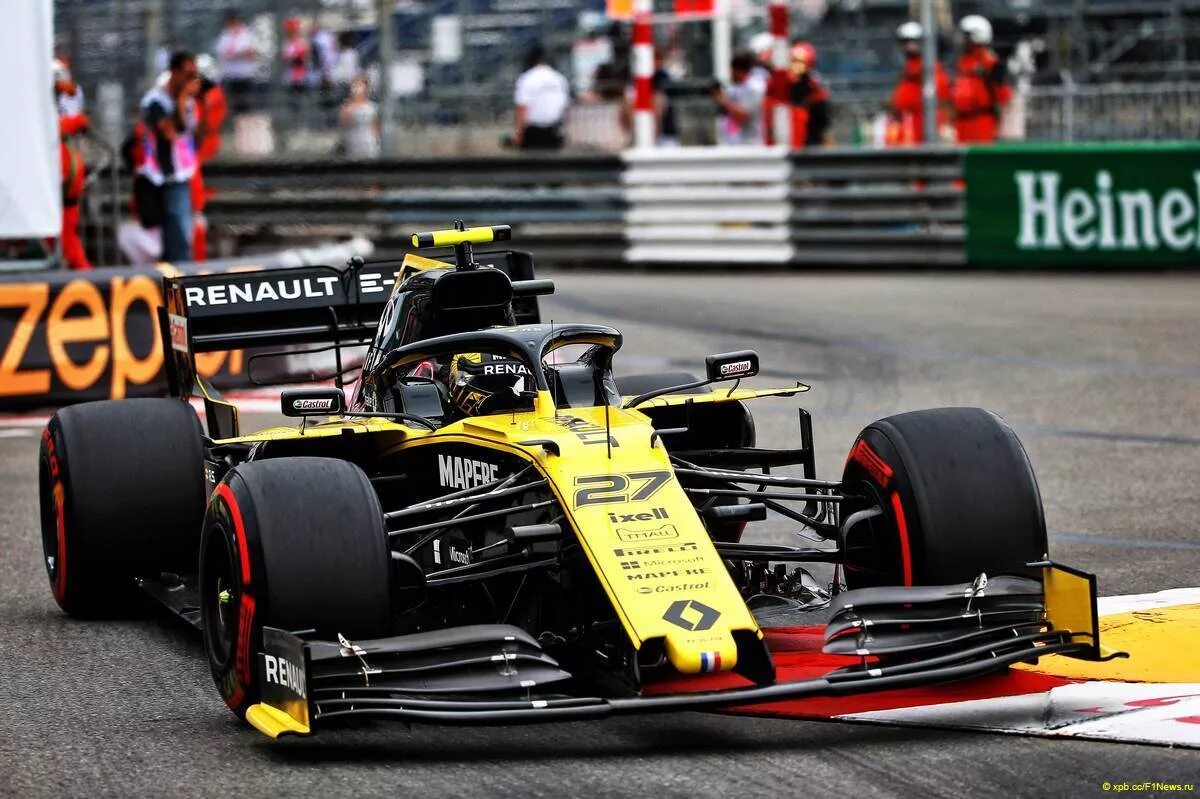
214,482,255,708
847,439,893,487
216,483,252,584
42,425,69,602
53,482,67,601
890,490,914,587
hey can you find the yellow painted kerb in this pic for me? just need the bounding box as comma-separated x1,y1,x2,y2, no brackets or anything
1022,603,1200,683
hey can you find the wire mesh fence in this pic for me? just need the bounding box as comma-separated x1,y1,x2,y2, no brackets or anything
53,0,1200,158
1025,81,1200,141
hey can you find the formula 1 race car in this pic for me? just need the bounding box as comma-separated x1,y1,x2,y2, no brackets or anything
37,224,1109,738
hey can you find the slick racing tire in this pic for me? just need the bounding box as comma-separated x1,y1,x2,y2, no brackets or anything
840,407,1047,589
38,399,206,617
200,457,392,719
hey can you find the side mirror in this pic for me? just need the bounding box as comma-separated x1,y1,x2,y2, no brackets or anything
705,350,759,382
281,387,346,417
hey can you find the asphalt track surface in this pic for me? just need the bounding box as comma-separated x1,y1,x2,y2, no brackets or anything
3,272,1200,797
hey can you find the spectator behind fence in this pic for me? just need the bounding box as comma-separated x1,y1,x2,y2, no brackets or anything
514,46,569,151
651,50,680,147
191,54,227,261
952,15,1011,143
54,58,92,270
339,76,379,158
889,21,950,145
748,32,780,145
311,16,338,108
788,42,831,148
332,32,361,99
216,11,259,114
194,55,227,163
282,17,310,115
713,53,765,145
138,51,200,263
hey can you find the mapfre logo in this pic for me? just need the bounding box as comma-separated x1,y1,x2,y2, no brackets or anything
438,454,500,490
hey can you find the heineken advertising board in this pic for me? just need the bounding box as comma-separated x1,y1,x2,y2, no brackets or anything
965,143,1200,266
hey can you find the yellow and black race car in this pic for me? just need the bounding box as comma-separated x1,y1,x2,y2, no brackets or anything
37,224,1110,738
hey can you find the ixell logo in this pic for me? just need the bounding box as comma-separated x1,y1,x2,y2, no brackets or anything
1015,170,1200,252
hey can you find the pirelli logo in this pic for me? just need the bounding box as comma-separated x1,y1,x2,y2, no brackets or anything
613,541,699,558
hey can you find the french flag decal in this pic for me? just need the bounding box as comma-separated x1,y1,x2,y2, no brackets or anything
699,651,722,673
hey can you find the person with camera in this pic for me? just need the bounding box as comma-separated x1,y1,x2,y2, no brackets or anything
137,51,200,263
713,53,766,145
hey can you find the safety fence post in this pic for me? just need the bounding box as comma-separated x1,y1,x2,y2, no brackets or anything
632,0,656,149
768,0,791,147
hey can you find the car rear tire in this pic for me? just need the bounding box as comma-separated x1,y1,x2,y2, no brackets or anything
38,399,206,617
840,407,1047,589
200,457,393,718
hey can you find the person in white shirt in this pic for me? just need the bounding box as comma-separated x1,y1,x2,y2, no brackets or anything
331,32,361,97
714,53,766,145
216,11,259,113
514,46,569,151
339,77,379,158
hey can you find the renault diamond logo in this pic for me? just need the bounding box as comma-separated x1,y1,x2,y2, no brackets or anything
662,599,720,632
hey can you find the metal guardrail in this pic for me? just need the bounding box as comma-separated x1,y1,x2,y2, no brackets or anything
623,147,794,265
201,154,626,267
788,147,965,267
622,146,963,266
94,147,963,268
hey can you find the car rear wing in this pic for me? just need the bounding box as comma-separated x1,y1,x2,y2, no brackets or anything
159,250,540,436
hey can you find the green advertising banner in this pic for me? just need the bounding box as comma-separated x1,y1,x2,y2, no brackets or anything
965,143,1200,266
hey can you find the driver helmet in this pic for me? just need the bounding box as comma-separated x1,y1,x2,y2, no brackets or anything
448,352,533,417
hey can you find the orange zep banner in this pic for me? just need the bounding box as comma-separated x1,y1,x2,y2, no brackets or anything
0,269,242,409
606,0,634,19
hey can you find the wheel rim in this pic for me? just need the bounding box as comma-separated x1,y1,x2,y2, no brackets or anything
840,480,904,587
202,522,238,669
